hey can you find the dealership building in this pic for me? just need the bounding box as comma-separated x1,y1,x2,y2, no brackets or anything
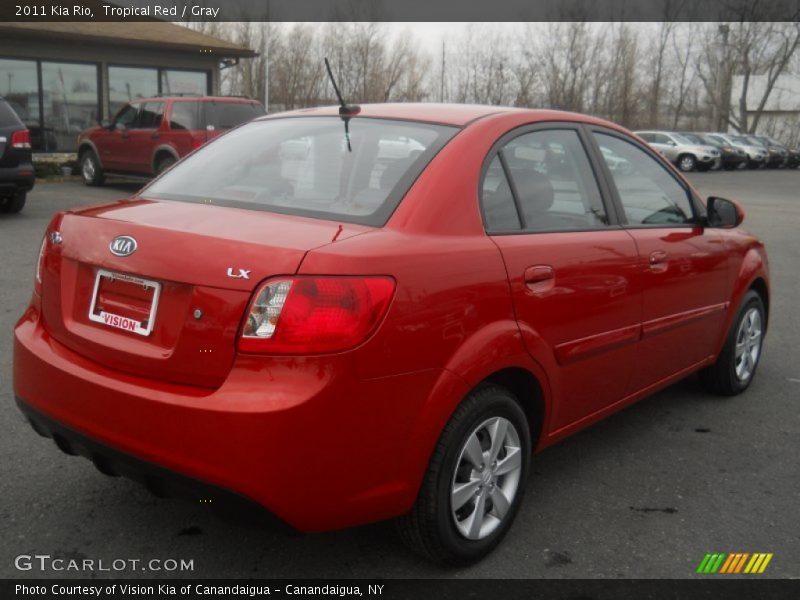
0,22,255,152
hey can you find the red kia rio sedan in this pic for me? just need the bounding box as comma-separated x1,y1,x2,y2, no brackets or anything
14,104,769,565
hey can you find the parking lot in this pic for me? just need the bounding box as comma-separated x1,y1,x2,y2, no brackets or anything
0,171,798,579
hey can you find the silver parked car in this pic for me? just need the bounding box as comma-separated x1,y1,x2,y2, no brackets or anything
703,133,768,169
634,130,721,172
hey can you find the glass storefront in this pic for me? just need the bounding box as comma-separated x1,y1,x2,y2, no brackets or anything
108,66,159,117
41,62,99,153
160,69,209,96
0,57,210,152
0,58,51,150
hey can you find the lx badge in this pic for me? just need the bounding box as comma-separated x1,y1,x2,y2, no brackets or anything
227,268,251,280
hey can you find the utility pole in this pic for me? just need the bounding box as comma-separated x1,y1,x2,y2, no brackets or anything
264,22,270,112
440,41,445,103
263,1,271,113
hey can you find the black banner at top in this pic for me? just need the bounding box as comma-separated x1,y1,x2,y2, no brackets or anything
2,0,800,22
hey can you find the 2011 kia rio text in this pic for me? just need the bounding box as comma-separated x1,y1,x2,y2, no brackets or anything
14,104,769,565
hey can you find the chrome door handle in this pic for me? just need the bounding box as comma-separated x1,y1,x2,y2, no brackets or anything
524,265,555,291
649,250,668,272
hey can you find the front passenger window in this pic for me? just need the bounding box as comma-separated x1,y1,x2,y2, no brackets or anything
594,132,696,226
113,104,138,129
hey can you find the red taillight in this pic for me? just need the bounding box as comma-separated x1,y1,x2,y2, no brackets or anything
11,129,31,149
191,135,205,150
238,276,396,354
34,236,47,296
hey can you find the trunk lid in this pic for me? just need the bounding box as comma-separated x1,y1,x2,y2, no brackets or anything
41,199,370,388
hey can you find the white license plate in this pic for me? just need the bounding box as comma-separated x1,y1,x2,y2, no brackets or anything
88,269,161,337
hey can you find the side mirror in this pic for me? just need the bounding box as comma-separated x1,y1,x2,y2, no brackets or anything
706,196,744,228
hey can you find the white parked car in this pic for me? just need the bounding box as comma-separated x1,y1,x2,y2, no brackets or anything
634,131,721,172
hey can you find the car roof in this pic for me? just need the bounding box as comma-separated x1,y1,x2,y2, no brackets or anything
257,103,626,129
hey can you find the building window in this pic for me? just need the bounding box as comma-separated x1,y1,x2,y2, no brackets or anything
1,58,210,152
108,66,158,117
0,58,50,150
160,69,208,96
41,61,99,152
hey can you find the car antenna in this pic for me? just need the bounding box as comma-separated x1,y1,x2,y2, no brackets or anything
324,58,360,152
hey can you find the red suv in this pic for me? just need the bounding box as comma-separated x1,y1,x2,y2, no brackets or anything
77,96,265,185
15,104,769,565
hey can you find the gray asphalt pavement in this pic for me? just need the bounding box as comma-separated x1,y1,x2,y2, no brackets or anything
1,172,798,579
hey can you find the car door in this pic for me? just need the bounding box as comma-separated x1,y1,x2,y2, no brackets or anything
125,101,165,174
590,129,729,392
482,125,642,430
99,103,139,171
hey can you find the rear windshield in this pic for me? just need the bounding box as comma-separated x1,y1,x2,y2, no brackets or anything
0,100,24,127
142,117,458,226
206,101,265,129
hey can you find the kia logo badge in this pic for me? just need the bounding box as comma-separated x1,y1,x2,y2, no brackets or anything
109,235,137,257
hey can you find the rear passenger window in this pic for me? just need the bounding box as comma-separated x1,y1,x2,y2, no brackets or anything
169,101,199,130
481,156,521,231
594,132,696,226
138,102,164,129
482,129,610,233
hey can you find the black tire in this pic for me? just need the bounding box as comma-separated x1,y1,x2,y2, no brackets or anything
80,150,105,186
396,383,532,566
677,154,697,172
723,163,737,171
700,290,766,396
155,154,176,175
0,192,26,214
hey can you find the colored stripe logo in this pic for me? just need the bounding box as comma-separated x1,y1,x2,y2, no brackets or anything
697,553,773,574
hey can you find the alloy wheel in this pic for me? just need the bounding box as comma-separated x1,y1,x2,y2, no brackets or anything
82,156,96,181
450,417,522,540
734,307,762,383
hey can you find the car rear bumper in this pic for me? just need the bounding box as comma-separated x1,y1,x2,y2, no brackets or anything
0,163,35,194
13,306,445,532
16,396,293,531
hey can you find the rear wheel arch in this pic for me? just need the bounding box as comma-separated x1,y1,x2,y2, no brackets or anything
481,367,546,449
439,320,553,449
152,147,179,173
